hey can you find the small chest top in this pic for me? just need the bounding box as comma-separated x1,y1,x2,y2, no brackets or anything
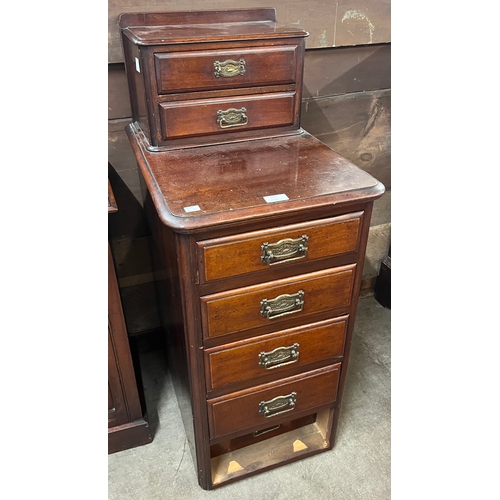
119,9,308,46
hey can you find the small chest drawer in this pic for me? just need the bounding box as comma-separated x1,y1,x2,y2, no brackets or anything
158,92,295,140
207,364,341,439
154,45,299,94
205,317,347,391
197,212,363,283
200,265,355,340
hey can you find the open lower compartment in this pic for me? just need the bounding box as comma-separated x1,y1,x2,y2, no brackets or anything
210,407,334,486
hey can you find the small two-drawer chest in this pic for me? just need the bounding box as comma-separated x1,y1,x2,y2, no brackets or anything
119,9,385,490
119,8,306,150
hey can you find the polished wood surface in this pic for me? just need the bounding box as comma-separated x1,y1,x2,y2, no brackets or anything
200,266,355,340
207,364,341,439
205,317,347,392
197,212,362,283
127,124,383,230
158,92,296,140
108,179,118,213
119,9,306,45
154,45,299,94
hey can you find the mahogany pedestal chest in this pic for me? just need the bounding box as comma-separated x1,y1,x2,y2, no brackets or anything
119,9,385,489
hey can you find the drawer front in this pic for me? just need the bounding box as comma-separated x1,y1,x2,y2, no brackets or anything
200,265,355,339
158,92,295,140
208,364,341,439
154,45,299,94
205,317,347,391
197,212,363,283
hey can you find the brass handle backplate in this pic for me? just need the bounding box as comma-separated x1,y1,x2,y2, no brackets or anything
260,290,304,320
259,343,300,370
259,392,297,418
261,235,309,265
217,108,248,129
214,59,246,78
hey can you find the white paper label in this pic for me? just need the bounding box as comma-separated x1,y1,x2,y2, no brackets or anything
264,193,289,203
135,57,140,73
184,205,201,213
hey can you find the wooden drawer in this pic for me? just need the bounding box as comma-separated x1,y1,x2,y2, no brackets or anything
207,364,341,439
205,317,347,391
158,92,295,140
154,45,299,94
200,265,355,340
197,212,363,283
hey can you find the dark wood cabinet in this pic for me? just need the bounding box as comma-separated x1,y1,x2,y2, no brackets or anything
108,181,152,454
119,9,384,489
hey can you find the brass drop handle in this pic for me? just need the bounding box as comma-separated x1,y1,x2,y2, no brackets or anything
214,58,246,78
259,392,297,418
217,108,248,129
260,291,304,320
261,235,309,265
259,343,300,370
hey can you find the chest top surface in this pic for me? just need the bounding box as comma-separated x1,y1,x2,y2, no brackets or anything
127,124,384,231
